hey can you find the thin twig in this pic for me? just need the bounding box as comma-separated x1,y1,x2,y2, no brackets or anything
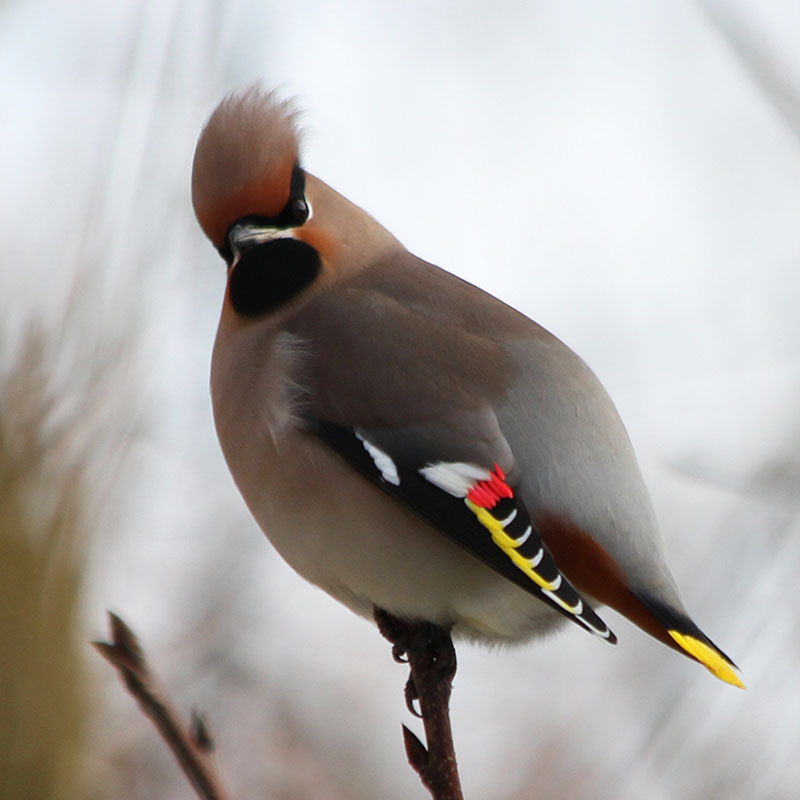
375,608,464,800
93,611,234,800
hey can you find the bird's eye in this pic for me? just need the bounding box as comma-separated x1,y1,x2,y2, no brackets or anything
291,197,309,224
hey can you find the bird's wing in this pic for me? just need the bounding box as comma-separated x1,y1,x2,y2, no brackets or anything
288,285,616,643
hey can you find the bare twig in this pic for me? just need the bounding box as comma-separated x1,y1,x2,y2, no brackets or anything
93,612,233,800
374,609,464,800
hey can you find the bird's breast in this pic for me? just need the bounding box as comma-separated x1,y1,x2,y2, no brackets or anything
209,325,566,642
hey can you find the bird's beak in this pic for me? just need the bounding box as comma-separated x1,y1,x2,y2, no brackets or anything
230,221,281,248
228,222,294,266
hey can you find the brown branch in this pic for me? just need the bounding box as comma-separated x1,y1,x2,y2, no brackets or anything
374,609,464,800
92,611,234,800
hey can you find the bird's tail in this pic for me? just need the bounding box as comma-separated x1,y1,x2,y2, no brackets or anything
637,593,745,688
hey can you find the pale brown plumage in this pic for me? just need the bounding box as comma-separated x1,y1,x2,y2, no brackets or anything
192,87,743,686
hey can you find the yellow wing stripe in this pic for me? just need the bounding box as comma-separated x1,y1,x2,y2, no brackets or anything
668,630,746,689
466,499,557,593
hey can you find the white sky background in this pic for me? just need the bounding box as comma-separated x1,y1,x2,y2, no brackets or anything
2,1,800,798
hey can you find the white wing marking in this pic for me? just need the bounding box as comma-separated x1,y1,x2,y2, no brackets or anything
356,433,400,485
419,462,492,497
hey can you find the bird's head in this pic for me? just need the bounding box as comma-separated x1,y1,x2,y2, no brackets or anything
192,86,324,317
192,86,401,318
192,86,306,255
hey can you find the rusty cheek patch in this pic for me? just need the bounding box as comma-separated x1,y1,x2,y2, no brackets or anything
535,510,685,655
295,225,339,266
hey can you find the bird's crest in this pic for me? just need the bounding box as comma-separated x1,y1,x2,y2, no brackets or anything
192,86,301,247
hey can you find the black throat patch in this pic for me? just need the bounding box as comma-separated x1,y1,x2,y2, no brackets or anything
229,237,321,316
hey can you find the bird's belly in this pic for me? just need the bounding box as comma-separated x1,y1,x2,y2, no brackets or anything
220,420,565,644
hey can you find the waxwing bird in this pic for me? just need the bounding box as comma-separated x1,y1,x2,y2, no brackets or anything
192,87,743,688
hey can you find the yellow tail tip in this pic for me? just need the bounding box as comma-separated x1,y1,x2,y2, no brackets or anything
668,630,746,689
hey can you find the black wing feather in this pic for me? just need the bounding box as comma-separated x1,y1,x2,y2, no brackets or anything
313,421,616,643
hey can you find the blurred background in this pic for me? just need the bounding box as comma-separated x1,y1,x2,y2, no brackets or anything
2,1,799,798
